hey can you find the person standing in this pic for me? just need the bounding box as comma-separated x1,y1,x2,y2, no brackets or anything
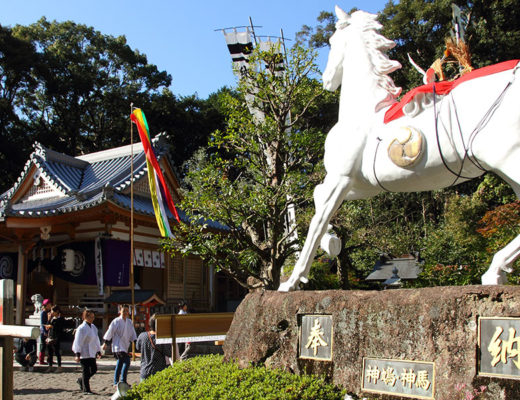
102,304,137,386
177,301,192,361
135,314,172,381
72,309,102,394
39,299,52,365
46,305,65,372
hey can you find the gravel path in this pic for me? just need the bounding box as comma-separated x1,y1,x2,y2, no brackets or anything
13,356,141,399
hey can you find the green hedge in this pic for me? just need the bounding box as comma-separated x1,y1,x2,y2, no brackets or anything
123,354,346,400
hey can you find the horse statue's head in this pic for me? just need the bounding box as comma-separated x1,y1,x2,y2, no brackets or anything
322,7,402,112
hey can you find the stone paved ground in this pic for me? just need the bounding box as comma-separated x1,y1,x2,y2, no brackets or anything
13,355,141,399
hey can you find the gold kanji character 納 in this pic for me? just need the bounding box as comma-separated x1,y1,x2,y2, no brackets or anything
488,326,520,369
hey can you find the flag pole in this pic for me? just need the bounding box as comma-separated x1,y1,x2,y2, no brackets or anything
130,103,136,361
248,17,258,45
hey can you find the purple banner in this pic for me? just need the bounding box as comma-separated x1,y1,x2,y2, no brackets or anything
102,239,130,286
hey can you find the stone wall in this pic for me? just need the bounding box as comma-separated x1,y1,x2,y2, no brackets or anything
223,286,520,399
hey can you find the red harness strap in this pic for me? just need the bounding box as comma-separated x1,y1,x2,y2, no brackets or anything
384,59,520,124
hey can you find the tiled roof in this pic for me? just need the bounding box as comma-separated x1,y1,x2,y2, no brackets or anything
365,255,422,281
0,134,182,222
111,193,228,230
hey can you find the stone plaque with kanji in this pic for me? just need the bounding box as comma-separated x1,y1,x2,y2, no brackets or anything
479,316,520,379
362,358,435,399
299,314,333,361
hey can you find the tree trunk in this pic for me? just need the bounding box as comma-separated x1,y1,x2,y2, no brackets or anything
336,247,352,290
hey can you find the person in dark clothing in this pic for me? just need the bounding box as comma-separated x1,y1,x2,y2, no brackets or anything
14,338,37,371
135,314,172,381
46,305,65,372
39,299,52,365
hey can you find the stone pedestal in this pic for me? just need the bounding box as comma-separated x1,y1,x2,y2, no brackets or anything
25,315,40,327
223,286,520,399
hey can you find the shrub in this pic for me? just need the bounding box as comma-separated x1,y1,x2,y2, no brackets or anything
123,354,346,400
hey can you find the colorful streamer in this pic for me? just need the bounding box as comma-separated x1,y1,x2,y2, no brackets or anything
130,108,180,237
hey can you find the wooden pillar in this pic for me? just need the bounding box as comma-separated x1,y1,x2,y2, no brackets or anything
183,258,187,301
170,314,176,363
209,265,215,311
0,279,15,400
15,245,26,326
162,255,168,305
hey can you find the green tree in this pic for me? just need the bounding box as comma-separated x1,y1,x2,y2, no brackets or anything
380,0,520,90
163,44,329,290
146,89,228,175
11,18,172,156
0,19,221,191
296,11,336,49
0,24,40,191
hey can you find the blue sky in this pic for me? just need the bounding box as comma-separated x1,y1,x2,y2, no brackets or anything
1,0,390,99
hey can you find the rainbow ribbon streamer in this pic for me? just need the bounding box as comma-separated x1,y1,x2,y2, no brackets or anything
130,108,180,237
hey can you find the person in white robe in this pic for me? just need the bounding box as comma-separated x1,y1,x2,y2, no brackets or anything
102,304,137,386
72,309,102,394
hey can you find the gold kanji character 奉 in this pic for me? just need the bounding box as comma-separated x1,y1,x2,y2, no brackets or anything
305,319,328,356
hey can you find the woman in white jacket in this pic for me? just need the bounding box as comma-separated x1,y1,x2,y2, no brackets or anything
72,309,102,394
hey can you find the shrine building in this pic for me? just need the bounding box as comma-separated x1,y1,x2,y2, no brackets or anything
0,133,245,329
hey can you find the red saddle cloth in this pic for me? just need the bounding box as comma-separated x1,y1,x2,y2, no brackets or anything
384,59,519,124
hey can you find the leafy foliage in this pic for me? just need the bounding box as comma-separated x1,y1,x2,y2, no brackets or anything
0,24,40,191
163,44,330,290
11,18,171,155
380,0,520,90
123,355,346,400
0,20,223,192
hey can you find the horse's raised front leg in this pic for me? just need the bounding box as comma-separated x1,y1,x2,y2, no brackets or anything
481,233,520,285
278,175,351,291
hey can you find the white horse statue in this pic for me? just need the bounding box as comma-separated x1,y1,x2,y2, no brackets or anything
279,7,520,291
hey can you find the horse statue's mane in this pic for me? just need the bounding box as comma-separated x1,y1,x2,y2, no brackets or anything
338,9,402,111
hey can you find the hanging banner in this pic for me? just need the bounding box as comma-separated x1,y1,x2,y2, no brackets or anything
102,239,130,287
131,108,180,237
30,241,97,285
258,38,285,76
223,28,253,76
28,240,130,287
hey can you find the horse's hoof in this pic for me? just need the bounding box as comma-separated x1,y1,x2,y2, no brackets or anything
481,273,499,285
278,281,295,292
501,265,513,273
278,282,293,292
